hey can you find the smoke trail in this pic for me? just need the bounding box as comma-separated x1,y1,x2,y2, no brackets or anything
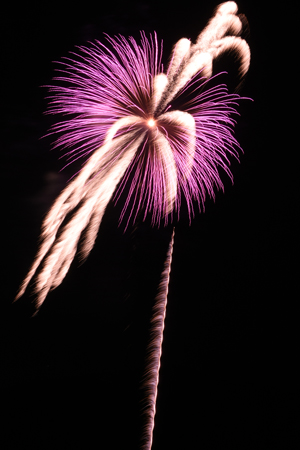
140,228,175,450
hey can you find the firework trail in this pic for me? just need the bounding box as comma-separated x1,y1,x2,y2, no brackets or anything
141,228,175,450
16,2,250,448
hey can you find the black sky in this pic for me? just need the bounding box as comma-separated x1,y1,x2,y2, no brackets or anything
1,1,296,449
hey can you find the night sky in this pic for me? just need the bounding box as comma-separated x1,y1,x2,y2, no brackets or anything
1,1,295,449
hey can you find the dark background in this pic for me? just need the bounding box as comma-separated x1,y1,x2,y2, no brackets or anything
1,1,296,449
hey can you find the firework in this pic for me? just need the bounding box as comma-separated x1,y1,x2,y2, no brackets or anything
16,1,250,308
16,3,250,448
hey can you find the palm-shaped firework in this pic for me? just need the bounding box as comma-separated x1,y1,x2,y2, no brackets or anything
16,2,250,449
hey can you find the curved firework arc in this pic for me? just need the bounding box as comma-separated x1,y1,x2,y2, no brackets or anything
16,1,250,309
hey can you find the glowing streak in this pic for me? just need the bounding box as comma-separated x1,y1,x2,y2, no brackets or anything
166,38,191,79
157,1,250,113
160,109,196,178
16,132,145,307
151,74,168,114
141,228,175,450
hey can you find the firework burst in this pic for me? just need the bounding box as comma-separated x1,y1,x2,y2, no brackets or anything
16,2,251,449
16,2,250,308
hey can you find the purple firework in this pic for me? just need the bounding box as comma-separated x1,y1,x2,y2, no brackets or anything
16,3,251,449
16,1,250,310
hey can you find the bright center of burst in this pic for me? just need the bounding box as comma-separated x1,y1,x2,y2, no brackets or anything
147,118,156,128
